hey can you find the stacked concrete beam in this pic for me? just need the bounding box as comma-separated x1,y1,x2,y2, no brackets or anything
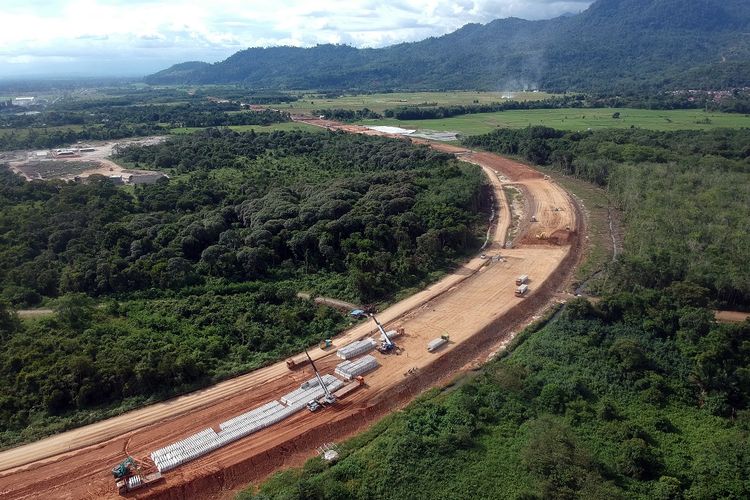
334,355,379,380
336,338,377,359
281,375,344,406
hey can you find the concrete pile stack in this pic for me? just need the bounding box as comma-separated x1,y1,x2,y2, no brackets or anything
334,355,380,380
336,338,377,359
281,374,344,406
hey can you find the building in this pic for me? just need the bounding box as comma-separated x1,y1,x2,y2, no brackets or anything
12,97,35,106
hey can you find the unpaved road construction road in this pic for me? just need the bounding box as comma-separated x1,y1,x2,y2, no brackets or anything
0,122,582,500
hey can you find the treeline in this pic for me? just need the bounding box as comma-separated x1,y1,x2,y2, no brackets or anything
245,286,750,499
383,96,584,120
463,127,750,307
382,91,750,122
0,123,164,151
0,104,289,129
312,108,382,121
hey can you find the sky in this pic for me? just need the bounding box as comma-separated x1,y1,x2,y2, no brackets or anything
0,0,594,78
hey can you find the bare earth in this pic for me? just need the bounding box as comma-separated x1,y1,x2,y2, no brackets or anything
0,121,582,500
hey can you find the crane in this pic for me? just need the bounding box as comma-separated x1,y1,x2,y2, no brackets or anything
371,314,396,353
304,349,336,411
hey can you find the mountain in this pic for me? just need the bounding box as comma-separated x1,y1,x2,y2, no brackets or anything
146,0,750,92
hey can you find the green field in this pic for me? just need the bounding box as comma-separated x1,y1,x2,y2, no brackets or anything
277,91,555,114
357,108,750,135
169,121,323,135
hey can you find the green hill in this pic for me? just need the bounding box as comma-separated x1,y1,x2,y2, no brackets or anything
145,0,750,92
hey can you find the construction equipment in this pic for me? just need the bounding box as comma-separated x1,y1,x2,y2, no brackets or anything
516,274,529,286
320,339,333,349
112,457,136,479
515,284,529,297
304,349,336,411
427,335,449,352
112,456,164,495
371,315,397,353
333,376,365,399
286,355,312,370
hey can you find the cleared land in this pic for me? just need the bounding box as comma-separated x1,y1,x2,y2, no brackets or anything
0,123,580,500
274,91,555,114
356,107,750,135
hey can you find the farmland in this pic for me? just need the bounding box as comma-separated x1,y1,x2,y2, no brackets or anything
274,91,555,114
357,107,750,135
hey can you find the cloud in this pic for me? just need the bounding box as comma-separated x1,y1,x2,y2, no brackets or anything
0,0,594,77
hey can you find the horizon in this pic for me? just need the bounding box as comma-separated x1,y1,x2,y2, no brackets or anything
0,0,593,80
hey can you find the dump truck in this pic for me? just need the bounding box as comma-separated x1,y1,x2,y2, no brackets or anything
286,356,312,370
427,335,449,352
515,274,529,286
515,284,529,297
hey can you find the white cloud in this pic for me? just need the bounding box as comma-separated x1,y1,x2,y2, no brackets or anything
0,0,593,77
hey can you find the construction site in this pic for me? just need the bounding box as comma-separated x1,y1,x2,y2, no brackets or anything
0,119,582,500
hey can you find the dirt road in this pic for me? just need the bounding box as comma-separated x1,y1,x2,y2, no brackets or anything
0,121,581,500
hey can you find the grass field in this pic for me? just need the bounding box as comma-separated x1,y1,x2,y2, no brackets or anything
357,107,750,135
169,121,323,135
277,91,555,114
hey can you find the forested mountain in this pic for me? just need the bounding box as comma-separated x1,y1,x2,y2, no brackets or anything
146,0,750,92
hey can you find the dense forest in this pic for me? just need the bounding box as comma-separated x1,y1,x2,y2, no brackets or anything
245,288,750,499
0,130,485,447
241,125,750,500
463,127,750,307
146,0,750,93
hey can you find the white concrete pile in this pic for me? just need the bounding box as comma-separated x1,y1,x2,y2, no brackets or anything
218,400,285,431
127,476,143,489
151,428,222,473
281,374,344,406
334,355,379,380
151,375,348,474
216,403,306,444
336,338,377,359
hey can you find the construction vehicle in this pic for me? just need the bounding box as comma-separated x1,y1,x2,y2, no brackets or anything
530,215,537,222
286,355,312,370
112,457,136,479
112,456,164,495
427,335,450,352
515,284,529,297
333,375,365,399
305,349,336,411
516,274,529,286
371,315,397,353
320,339,333,349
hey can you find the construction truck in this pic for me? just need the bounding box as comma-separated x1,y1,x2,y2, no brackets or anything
515,284,529,297
304,349,336,412
112,456,164,495
371,315,397,353
516,274,529,286
286,356,312,370
320,339,333,349
333,376,365,399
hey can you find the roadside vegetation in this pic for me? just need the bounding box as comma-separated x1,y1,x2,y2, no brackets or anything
0,130,485,448
240,125,750,499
